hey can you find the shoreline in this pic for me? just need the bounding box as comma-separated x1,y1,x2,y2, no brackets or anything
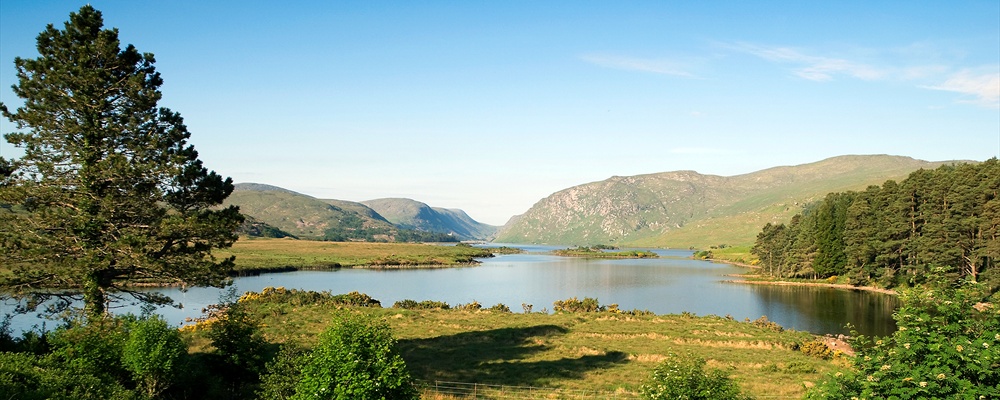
724,277,897,295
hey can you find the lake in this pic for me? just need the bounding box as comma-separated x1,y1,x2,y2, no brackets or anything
4,245,898,337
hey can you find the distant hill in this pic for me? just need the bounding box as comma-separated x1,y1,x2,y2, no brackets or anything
225,184,495,241
237,215,296,239
361,198,498,241
225,183,396,240
493,155,964,248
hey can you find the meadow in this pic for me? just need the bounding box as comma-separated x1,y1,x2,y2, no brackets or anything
189,288,849,399
215,238,496,274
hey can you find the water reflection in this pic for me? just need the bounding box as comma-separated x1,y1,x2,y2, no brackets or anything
745,285,899,337
3,246,898,337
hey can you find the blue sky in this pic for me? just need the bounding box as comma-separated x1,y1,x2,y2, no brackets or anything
1,1,998,225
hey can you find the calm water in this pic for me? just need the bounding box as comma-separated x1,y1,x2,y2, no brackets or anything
4,245,898,337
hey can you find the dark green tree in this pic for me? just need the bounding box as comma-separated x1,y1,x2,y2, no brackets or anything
0,6,243,319
293,313,417,400
751,222,787,277
812,192,854,277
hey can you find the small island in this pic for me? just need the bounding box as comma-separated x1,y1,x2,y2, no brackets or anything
552,246,659,259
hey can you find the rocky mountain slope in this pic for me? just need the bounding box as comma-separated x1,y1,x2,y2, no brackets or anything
493,155,963,248
225,183,395,239
225,183,494,241
362,198,497,240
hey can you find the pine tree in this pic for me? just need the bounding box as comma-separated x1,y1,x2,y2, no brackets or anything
0,6,243,319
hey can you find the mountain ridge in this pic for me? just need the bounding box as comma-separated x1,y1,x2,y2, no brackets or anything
361,198,498,241
226,184,495,241
493,155,969,247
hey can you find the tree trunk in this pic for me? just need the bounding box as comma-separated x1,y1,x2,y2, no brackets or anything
84,270,108,319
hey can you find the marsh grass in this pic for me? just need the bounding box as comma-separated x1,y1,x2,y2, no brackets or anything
215,238,495,273
217,295,847,399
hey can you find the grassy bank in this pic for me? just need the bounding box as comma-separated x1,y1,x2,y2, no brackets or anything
193,290,848,399
217,238,496,274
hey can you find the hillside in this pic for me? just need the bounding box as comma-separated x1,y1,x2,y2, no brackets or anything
225,183,397,240
362,198,498,241
494,155,962,248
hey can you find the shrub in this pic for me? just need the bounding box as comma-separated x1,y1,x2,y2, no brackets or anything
798,340,833,359
392,299,451,310
553,297,603,312
639,353,753,400
0,351,133,400
749,316,783,332
207,301,269,393
456,300,482,311
330,291,382,307
122,315,188,398
292,313,417,400
257,344,307,400
807,277,1000,399
47,317,134,385
487,303,512,313
238,287,381,307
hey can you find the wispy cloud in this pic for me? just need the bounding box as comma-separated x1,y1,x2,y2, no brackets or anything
726,42,885,81
725,41,999,109
580,54,697,78
926,69,1000,109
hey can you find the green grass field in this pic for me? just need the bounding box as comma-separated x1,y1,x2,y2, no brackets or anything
216,238,495,273
190,290,848,399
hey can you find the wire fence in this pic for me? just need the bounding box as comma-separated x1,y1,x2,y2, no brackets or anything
416,380,802,400
416,380,640,400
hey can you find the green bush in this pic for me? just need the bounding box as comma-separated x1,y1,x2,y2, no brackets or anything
749,316,783,332
807,277,1000,399
798,340,833,359
392,299,451,310
122,315,188,398
456,300,482,311
487,303,512,313
553,297,616,313
47,317,133,385
207,301,268,394
639,353,753,400
330,291,382,307
0,351,134,400
257,344,307,400
292,313,417,400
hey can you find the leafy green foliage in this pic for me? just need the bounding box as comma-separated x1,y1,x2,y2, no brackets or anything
486,303,513,313
206,301,269,395
0,5,242,318
292,313,417,400
639,353,754,400
47,318,134,385
808,277,1000,399
0,351,136,400
392,299,452,309
257,344,307,400
553,297,620,313
122,316,188,397
752,160,1000,289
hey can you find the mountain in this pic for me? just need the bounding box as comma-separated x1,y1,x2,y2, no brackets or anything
493,155,964,248
225,184,495,241
361,198,498,241
225,183,396,239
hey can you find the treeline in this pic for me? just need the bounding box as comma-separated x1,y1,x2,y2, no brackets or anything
751,159,999,290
